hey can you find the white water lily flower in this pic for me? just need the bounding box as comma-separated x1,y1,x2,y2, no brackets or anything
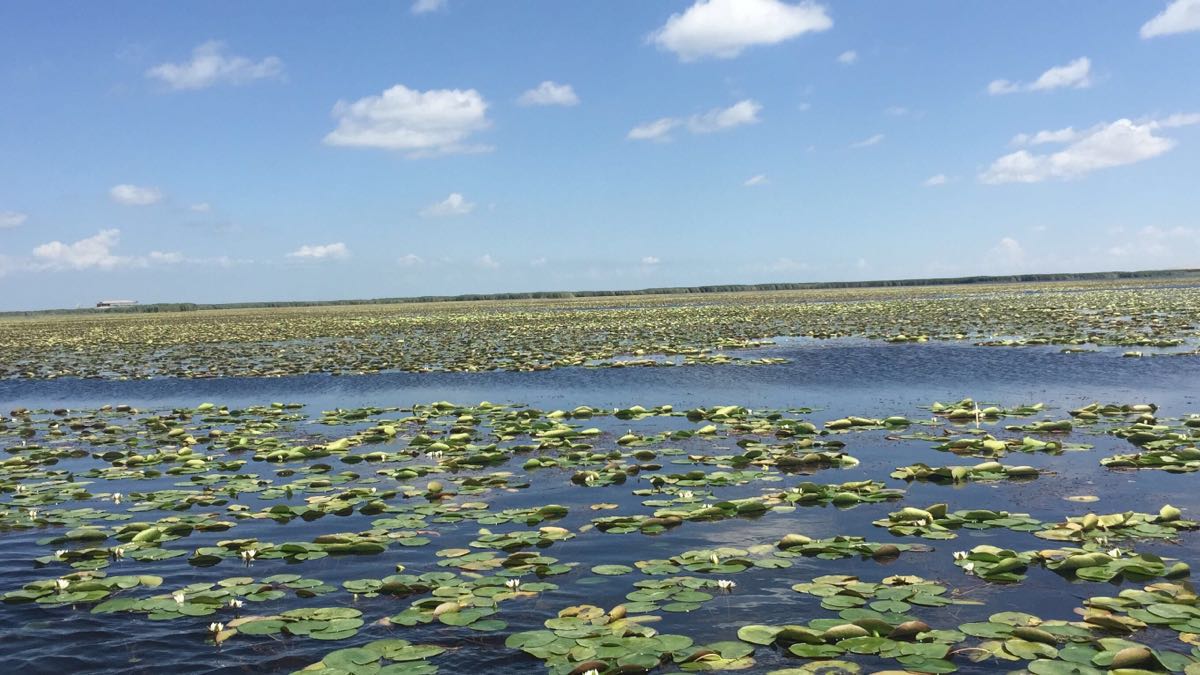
717,579,736,591
505,578,521,590
55,549,68,558
228,599,244,609
709,553,720,565
172,590,186,604
208,622,224,634
1108,548,1121,558
583,670,600,675
1096,536,1109,546
111,547,125,559
54,578,70,592
679,491,694,500
963,562,975,574
27,509,38,519
953,551,967,560
240,549,257,562
112,493,122,504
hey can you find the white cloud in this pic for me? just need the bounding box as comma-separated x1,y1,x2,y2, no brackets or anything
884,106,909,116
850,133,884,148
628,117,680,142
988,57,1092,95
397,254,425,267
147,251,184,264
628,100,761,142
687,99,761,133
477,254,500,269
989,237,1026,267
411,0,446,14
1158,112,1200,128
764,257,809,273
189,202,212,213
529,257,548,267
146,41,283,91
287,242,350,260
743,174,768,186
923,174,948,187
1141,0,1200,38
1011,127,1079,146
981,115,1199,184
1107,225,1200,260
650,0,832,61
837,50,858,65
641,256,661,265
323,84,492,157
420,193,475,217
0,211,27,228
33,229,130,270
518,81,579,107
110,184,163,206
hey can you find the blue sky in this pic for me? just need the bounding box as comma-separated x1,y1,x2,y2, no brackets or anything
2,0,1200,310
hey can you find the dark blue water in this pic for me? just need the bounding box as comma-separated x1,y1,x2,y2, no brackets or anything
2,339,1199,674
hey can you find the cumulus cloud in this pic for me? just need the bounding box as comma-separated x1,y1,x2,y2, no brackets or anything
517,81,579,107
650,0,832,61
628,118,681,142
628,100,761,142
0,211,27,228
476,254,500,269
988,57,1092,95
923,174,948,187
1141,0,1200,38
32,229,130,270
110,184,163,206
287,242,350,260
641,256,661,265
1107,225,1200,260
147,251,184,264
989,237,1026,267
837,50,858,64
743,174,768,186
411,0,446,14
850,133,884,148
146,41,283,90
420,193,475,217
323,84,492,157
980,115,1199,184
397,254,425,267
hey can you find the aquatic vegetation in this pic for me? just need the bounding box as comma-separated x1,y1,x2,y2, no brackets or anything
1035,507,1199,543
890,461,1041,483
2,279,1199,379
4,393,1200,673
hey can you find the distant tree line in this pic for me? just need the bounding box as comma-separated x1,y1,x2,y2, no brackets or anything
5,267,1198,317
